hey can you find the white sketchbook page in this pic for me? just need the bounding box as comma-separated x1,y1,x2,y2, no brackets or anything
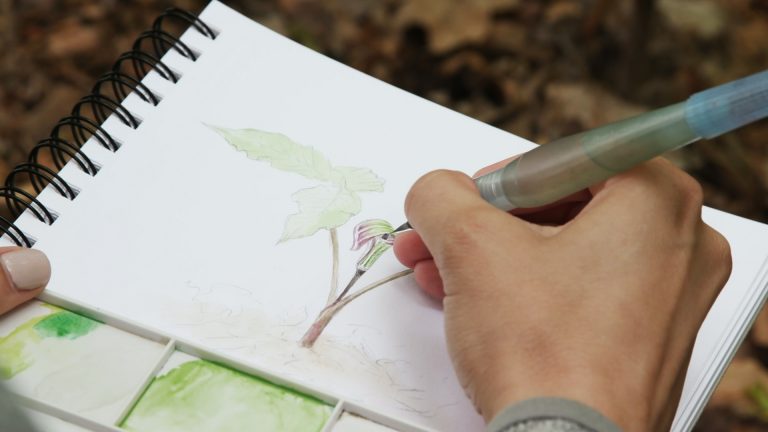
11,2,768,431
23,3,515,431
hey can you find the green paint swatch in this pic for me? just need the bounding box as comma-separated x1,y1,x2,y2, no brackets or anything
33,310,100,339
0,314,46,378
0,309,100,378
121,359,332,432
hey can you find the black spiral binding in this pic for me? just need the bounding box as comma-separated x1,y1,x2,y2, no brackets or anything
0,8,216,246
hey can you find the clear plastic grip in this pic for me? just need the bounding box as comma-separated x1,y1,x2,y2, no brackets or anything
475,102,698,210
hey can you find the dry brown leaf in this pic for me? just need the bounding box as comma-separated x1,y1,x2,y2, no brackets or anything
709,357,768,417
488,21,527,52
544,82,646,129
19,85,81,145
731,18,768,61
545,0,582,23
47,20,101,57
658,0,727,39
395,0,517,53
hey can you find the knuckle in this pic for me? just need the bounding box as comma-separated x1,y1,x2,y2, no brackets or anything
661,172,704,226
436,210,492,265
675,173,704,209
404,169,460,217
711,230,733,279
442,210,485,246
629,160,703,211
703,225,733,287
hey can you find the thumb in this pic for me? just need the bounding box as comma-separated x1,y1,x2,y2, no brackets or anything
404,170,532,262
0,248,50,315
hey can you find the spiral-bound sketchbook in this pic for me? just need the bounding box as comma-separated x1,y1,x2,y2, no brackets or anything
1,2,767,431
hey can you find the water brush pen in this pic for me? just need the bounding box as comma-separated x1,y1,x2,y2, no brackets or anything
393,68,768,233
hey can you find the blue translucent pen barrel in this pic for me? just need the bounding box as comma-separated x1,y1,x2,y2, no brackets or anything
686,69,768,139
476,103,699,210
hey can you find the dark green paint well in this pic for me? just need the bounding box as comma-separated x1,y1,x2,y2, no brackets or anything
33,311,100,339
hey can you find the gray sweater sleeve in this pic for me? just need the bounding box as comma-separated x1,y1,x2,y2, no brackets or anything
486,398,623,432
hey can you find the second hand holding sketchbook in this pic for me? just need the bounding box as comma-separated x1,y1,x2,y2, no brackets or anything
2,2,767,431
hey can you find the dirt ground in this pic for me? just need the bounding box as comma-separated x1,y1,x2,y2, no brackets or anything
1,0,768,429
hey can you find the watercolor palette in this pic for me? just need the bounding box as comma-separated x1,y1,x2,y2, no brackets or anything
121,351,332,431
333,412,400,431
0,298,424,431
23,408,91,432
0,301,165,424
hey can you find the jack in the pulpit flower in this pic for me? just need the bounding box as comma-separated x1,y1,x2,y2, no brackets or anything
351,219,396,272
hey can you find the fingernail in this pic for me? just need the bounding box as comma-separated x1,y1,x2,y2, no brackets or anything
0,249,51,291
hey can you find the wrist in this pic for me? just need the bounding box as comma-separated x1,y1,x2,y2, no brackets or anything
475,364,647,431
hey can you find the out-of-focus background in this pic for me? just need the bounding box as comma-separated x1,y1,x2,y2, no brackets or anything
0,0,767,429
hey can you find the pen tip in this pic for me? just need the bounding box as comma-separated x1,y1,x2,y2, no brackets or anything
393,222,412,233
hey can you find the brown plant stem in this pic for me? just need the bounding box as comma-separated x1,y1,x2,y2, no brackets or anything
300,269,414,348
334,269,363,304
325,228,340,305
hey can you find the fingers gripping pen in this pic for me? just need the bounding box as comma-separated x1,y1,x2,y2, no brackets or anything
394,69,768,232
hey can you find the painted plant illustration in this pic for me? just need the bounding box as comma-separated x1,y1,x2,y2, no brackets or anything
210,126,412,347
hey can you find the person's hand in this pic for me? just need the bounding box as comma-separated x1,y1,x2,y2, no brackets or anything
393,158,731,432
0,247,50,315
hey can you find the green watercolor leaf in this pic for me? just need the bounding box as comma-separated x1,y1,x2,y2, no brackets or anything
281,186,361,241
209,125,386,242
209,126,335,182
333,166,385,192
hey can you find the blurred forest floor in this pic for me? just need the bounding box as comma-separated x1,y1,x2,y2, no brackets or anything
1,0,768,430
